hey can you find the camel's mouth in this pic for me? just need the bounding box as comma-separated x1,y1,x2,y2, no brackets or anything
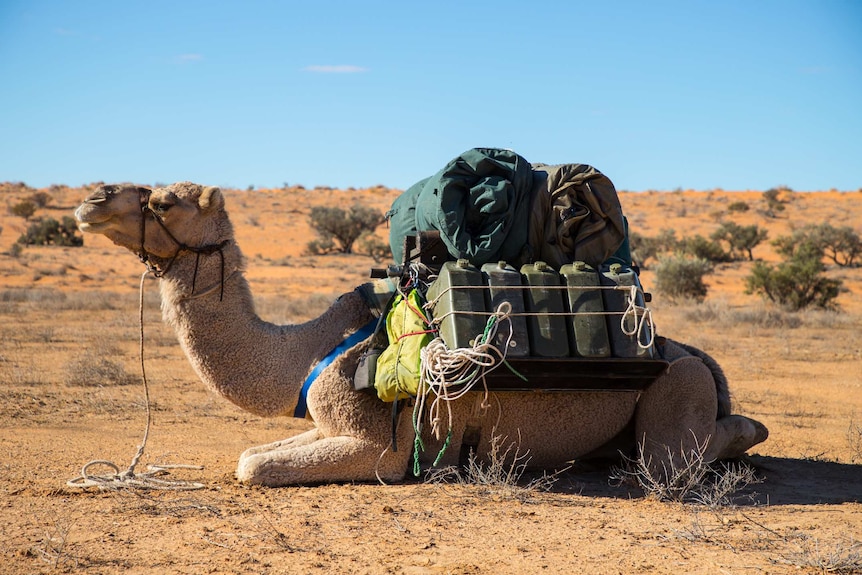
75,219,111,233
73,202,112,233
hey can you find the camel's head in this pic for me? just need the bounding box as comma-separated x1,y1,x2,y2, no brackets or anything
75,182,231,260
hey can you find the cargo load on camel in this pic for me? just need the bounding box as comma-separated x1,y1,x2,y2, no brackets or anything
362,148,664,407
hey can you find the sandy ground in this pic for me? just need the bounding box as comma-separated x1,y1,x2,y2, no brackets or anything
1,184,861,574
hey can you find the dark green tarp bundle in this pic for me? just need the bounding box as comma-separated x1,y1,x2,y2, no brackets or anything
387,148,534,266
388,147,630,269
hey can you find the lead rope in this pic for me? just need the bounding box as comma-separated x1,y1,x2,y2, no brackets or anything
66,271,204,491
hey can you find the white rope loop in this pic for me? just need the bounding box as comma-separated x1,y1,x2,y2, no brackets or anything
619,284,655,350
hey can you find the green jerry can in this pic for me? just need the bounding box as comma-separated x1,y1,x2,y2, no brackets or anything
600,263,653,358
519,261,569,357
560,261,611,358
426,259,487,350
480,261,530,358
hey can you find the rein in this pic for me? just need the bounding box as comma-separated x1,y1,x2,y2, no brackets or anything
137,188,231,300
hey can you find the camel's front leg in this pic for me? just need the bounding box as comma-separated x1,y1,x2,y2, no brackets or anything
235,434,411,486
238,427,323,459
709,414,769,460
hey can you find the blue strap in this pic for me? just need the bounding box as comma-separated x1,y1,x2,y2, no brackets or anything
293,319,378,418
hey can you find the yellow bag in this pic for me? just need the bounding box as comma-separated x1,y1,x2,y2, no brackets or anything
374,289,433,402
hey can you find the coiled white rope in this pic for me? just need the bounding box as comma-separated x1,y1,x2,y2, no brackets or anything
415,302,514,442
66,271,204,491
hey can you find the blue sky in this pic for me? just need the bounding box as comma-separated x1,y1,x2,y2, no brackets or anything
1,1,860,192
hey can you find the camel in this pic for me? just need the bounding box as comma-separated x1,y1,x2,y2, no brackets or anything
74,182,768,487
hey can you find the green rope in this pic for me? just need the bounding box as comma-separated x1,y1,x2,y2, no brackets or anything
432,429,453,467
412,400,423,476
411,307,516,476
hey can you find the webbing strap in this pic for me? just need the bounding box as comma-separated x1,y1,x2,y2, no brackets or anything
293,320,377,418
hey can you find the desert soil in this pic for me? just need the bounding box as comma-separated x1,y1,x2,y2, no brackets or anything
1,184,861,574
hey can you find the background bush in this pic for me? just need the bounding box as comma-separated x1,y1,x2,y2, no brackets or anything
306,204,384,255
17,216,83,247
745,252,842,310
654,253,714,303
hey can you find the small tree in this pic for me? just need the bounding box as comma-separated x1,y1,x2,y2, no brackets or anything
813,223,862,267
655,253,713,303
710,222,767,261
745,252,841,310
762,188,787,218
307,204,384,254
9,200,37,221
29,191,52,208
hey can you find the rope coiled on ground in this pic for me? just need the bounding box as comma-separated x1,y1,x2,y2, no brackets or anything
66,271,204,491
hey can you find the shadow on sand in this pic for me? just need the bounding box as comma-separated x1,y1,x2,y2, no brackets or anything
555,455,862,506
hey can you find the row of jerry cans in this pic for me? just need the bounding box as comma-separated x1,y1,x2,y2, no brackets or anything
425,259,654,359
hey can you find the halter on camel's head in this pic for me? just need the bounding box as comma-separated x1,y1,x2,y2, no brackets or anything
136,186,231,300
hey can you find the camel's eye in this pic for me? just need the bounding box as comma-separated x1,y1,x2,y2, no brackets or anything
151,201,173,215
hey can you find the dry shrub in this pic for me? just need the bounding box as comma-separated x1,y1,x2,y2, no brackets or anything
784,535,862,574
610,435,761,506
681,300,803,330
32,517,77,570
849,419,862,463
425,432,567,502
0,287,120,312
64,351,134,387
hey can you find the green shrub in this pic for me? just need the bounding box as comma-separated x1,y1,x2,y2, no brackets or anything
306,204,384,254
655,254,714,303
727,200,749,212
772,232,824,262
677,234,730,263
630,229,678,269
745,254,842,310
17,216,84,247
762,188,787,218
356,232,392,263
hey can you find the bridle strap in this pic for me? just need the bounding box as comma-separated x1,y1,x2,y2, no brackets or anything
137,188,230,301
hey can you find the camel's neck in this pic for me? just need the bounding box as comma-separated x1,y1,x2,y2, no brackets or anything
156,243,374,417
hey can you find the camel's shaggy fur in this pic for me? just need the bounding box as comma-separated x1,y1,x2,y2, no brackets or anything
75,182,768,486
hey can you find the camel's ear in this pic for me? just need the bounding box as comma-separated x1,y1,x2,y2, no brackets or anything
199,186,224,212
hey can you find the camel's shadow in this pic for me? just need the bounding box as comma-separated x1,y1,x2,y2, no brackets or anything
551,455,862,506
